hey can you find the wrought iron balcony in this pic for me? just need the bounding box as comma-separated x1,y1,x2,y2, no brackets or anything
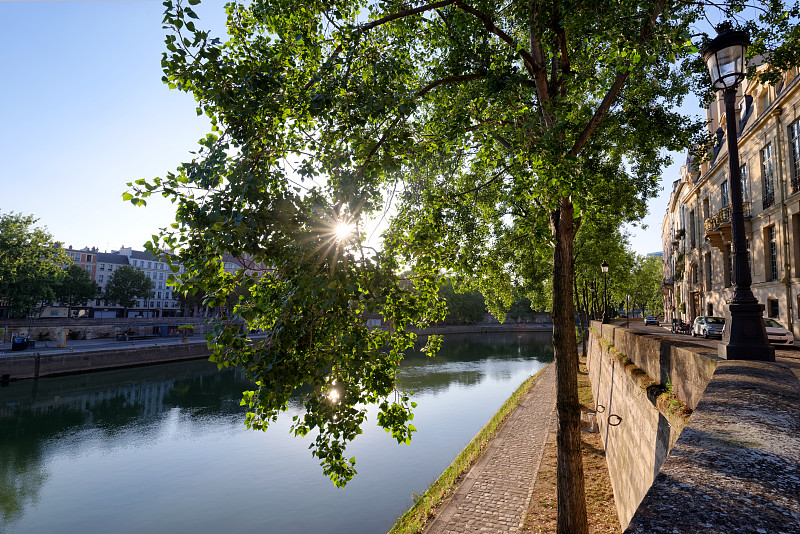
763,191,775,210
704,203,751,233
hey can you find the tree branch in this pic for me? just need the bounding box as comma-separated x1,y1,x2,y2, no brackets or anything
569,0,667,156
359,74,486,172
305,1,458,91
454,1,538,79
529,3,554,127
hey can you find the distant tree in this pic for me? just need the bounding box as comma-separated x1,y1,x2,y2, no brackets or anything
438,281,486,324
176,288,208,316
507,297,534,322
104,266,154,316
55,265,100,315
0,212,69,317
627,255,664,317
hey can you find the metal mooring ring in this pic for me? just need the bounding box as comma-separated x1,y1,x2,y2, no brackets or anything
596,404,606,413
608,414,622,426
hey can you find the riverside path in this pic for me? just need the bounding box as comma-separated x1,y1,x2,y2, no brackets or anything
424,363,557,534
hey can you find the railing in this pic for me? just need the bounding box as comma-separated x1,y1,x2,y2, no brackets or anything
704,203,752,233
763,191,775,210
792,175,800,194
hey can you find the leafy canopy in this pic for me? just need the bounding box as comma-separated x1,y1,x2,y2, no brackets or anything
55,265,101,309
128,0,799,493
0,212,69,317
104,266,155,310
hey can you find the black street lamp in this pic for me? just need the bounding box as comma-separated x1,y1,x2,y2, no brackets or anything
626,294,631,328
701,24,774,361
601,261,610,324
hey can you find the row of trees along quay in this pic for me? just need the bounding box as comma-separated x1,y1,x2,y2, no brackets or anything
126,1,799,532
0,212,156,319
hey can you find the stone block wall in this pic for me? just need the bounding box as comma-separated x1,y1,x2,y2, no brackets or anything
590,321,800,532
588,322,717,528
0,342,212,380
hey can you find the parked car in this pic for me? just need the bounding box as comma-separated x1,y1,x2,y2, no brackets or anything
763,318,794,346
691,316,725,338
644,316,659,326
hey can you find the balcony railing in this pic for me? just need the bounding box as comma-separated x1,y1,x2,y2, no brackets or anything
704,203,752,233
763,191,775,210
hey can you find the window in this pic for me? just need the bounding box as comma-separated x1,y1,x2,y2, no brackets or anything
769,226,778,281
86,255,92,262
707,303,713,316
100,263,105,270
703,197,710,220
99,275,104,282
85,265,91,271
157,292,162,299
689,210,696,248
791,118,800,192
762,144,775,209
148,262,152,268
768,298,779,318
741,164,749,201
705,252,712,289
721,181,729,208
692,263,699,285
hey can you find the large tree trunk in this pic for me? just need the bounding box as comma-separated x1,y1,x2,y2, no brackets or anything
550,198,589,534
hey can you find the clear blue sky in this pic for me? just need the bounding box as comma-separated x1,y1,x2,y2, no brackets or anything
1,1,696,256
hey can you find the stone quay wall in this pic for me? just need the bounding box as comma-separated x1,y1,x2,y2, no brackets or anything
588,321,800,532
0,342,212,380
0,317,217,342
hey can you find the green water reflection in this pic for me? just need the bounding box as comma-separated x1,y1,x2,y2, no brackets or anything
0,331,552,534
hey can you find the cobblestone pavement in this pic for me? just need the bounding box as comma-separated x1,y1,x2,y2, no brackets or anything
424,363,556,534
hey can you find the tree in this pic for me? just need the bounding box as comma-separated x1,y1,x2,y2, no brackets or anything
54,265,101,315
438,280,487,323
0,212,69,317
104,266,154,316
130,1,799,531
626,255,664,317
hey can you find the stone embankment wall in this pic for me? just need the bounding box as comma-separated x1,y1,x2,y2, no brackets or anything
588,322,800,532
0,342,212,380
0,318,217,342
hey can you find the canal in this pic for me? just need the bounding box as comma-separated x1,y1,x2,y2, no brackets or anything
0,331,553,534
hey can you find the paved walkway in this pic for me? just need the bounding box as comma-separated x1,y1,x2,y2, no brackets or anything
424,363,557,534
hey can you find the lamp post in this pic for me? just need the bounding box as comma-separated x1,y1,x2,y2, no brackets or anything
601,261,610,324
626,294,631,328
701,24,774,361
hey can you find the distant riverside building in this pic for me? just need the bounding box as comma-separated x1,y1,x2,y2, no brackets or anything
40,245,269,320
646,251,663,258
115,246,182,318
43,246,184,319
662,64,800,339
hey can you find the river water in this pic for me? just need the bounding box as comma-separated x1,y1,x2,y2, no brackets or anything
0,332,553,534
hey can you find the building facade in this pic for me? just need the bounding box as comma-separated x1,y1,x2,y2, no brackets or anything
662,65,800,337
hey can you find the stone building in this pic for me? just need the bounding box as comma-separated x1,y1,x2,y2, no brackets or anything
662,65,800,337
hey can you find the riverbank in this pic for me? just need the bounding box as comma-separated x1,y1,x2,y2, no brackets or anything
411,323,552,335
0,323,553,381
0,337,212,380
